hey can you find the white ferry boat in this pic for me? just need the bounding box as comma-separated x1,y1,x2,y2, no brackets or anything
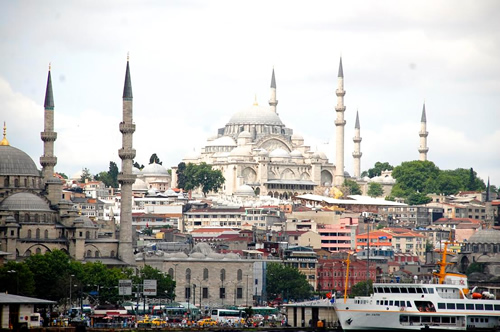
334,247,500,331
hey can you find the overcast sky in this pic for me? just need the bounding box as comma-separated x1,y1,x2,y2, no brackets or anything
1,1,499,187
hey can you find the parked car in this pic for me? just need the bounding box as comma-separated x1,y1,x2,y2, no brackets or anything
197,318,217,327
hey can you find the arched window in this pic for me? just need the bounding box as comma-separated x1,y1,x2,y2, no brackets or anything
24,178,27,187
15,178,19,187
86,231,90,239
186,268,191,283
168,268,174,278
203,268,209,280
36,248,41,254
95,251,100,258
25,213,30,222
237,269,243,281
34,214,39,222
44,230,49,239
220,269,226,282
36,228,40,239
4,177,8,187
86,250,91,257
25,249,32,256
27,229,32,239
110,250,115,257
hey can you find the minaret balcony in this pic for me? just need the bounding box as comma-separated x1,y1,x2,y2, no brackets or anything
118,172,137,185
352,152,362,158
335,106,346,112
119,122,136,134
419,131,428,137
40,132,57,141
418,147,429,153
335,119,346,126
353,137,362,143
336,89,346,97
40,156,57,166
118,148,136,160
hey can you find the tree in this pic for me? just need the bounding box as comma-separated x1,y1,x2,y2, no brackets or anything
367,182,384,197
407,192,432,205
176,162,187,189
149,153,162,165
391,160,440,201
57,172,68,179
364,162,393,178
181,162,225,197
0,261,35,296
108,161,119,187
133,161,144,170
133,265,175,301
80,167,93,183
266,263,312,302
350,279,373,297
343,179,362,195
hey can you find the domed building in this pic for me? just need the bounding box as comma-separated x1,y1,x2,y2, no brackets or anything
456,228,500,276
0,66,126,264
136,162,171,192
171,70,337,199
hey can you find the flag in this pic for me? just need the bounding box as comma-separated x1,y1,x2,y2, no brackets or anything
326,292,332,299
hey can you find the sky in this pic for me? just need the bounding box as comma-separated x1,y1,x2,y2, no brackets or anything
1,1,499,187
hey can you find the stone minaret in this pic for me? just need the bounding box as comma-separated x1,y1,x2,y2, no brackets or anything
334,57,346,186
40,64,62,205
40,64,57,180
269,68,278,113
418,103,429,161
118,57,137,265
352,110,362,178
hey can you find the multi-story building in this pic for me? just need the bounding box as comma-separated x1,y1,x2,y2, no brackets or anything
283,246,318,291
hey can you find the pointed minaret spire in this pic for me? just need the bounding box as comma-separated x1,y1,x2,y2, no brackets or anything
44,63,54,109
334,57,346,186
118,55,137,265
418,102,429,161
269,67,278,113
486,177,490,202
353,110,362,178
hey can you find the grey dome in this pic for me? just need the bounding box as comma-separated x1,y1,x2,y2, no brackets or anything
0,145,39,176
227,104,284,126
469,229,500,243
73,215,97,228
0,192,52,211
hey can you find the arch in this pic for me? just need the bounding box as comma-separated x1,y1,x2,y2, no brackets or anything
110,250,115,257
300,172,311,180
95,251,100,258
27,229,32,239
220,269,226,282
168,268,174,278
186,268,191,282
460,255,470,273
36,228,40,239
267,169,278,180
258,137,292,152
44,230,49,239
281,168,296,180
86,250,91,257
321,170,333,186
255,187,261,195
25,249,32,256
203,268,209,281
237,269,243,281
267,191,273,196
242,167,257,184
36,248,42,254
273,191,279,198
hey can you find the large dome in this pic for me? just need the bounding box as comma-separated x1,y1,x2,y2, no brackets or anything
0,145,39,176
0,192,52,211
142,162,169,176
468,228,500,243
227,104,283,126
207,136,236,147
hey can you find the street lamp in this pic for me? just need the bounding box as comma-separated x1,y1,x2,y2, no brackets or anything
7,270,18,294
69,274,75,310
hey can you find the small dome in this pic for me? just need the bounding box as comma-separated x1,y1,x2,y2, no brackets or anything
290,150,303,158
184,150,200,160
319,151,328,160
0,192,52,211
291,133,304,141
238,130,252,139
189,252,205,259
229,146,251,157
132,167,141,175
258,149,269,156
227,103,284,126
269,148,290,158
207,136,236,147
234,184,255,196
147,188,157,196
142,162,169,176
165,188,177,196
469,229,500,244
311,152,321,159
132,179,148,191
0,145,40,176
73,215,97,228
70,170,83,181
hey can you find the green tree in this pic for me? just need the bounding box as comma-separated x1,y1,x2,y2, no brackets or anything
176,162,187,189
350,279,373,297
0,261,36,296
466,262,484,275
133,265,175,301
391,160,440,198
58,172,68,179
133,161,144,170
364,162,393,178
367,182,384,197
266,263,312,302
95,171,112,187
149,153,162,165
407,192,432,205
183,162,225,197
343,179,362,195
108,161,119,187
80,167,93,183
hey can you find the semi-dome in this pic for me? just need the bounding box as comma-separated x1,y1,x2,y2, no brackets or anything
207,136,236,147
238,130,252,139
0,145,39,176
290,150,303,158
73,215,97,228
258,149,269,156
142,162,169,176
291,133,304,141
229,146,251,157
227,104,284,126
234,184,255,196
269,148,290,158
469,228,500,243
0,192,52,211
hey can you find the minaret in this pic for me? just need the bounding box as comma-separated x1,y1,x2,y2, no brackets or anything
117,56,137,265
334,57,346,186
40,64,58,180
352,110,362,178
269,68,278,113
418,103,429,161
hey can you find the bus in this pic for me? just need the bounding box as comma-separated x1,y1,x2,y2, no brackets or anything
210,309,246,324
238,306,279,318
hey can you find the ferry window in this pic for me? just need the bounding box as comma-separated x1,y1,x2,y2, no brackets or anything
400,287,408,293
480,318,484,323
395,301,399,307
383,287,390,293
485,304,493,310
376,300,379,305
432,317,440,323
384,300,389,305
450,317,456,324
422,288,428,293
446,303,455,310
416,288,423,294
406,301,412,307
400,316,408,323
456,303,465,310
409,316,420,324
485,318,489,323
494,305,500,310
442,317,450,323
421,316,431,323
391,287,400,293
408,287,416,293
475,304,484,310
389,301,393,306
437,303,445,309
427,288,434,294
466,303,474,310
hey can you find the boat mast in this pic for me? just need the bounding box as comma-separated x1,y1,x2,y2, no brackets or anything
344,252,351,303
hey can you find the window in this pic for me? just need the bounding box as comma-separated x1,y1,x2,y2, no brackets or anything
237,269,243,281
95,251,99,257
446,303,455,310
44,230,49,239
202,287,208,299
237,287,243,299
220,269,226,281
86,250,91,257
185,287,191,299
437,303,445,309
456,303,465,310
27,230,32,239
466,303,474,310
186,268,191,283
475,304,484,310
219,287,226,299
36,248,41,254
485,304,493,310
203,268,209,280
36,228,40,239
